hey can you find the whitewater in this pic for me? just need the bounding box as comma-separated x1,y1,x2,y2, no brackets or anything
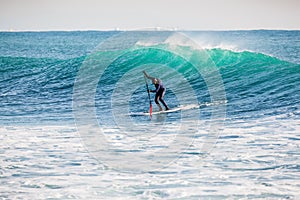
0,30,299,199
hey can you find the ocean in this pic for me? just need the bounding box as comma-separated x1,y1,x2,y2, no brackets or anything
0,30,299,199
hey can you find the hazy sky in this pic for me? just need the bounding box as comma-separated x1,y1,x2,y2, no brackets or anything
0,0,299,31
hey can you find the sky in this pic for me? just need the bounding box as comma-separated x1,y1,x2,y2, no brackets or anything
0,0,299,31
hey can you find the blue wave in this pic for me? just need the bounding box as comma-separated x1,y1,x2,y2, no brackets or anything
0,42,299,124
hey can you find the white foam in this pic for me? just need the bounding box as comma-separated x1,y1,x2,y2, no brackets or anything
1,116,299,199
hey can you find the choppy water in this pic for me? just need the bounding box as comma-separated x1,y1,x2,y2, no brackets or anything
0,30,299,199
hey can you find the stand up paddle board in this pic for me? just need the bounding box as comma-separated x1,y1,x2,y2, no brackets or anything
129,104,199,116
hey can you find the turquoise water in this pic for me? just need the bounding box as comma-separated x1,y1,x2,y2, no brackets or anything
0,30,299,199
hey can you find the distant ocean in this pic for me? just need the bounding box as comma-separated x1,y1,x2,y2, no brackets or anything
0,30,299,199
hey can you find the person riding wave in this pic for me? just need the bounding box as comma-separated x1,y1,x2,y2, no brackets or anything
143,71,170,111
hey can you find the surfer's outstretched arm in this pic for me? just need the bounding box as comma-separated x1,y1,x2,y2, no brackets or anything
143,71,156,82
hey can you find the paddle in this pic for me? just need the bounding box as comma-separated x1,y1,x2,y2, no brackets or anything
144,75,152,117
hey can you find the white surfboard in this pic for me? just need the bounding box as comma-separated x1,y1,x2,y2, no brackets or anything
129,104,199,116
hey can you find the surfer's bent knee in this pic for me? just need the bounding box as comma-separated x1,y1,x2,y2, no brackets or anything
155,96,160,104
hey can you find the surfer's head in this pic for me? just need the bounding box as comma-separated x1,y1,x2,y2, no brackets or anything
152,78,158,84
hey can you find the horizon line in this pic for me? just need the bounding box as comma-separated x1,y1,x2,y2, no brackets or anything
1,28,300,32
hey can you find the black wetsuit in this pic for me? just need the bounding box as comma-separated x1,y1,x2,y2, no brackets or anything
151,79,169,110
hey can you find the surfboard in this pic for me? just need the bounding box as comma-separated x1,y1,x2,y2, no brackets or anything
129,104,199,116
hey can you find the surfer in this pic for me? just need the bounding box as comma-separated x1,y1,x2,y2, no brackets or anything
143,71,170,111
